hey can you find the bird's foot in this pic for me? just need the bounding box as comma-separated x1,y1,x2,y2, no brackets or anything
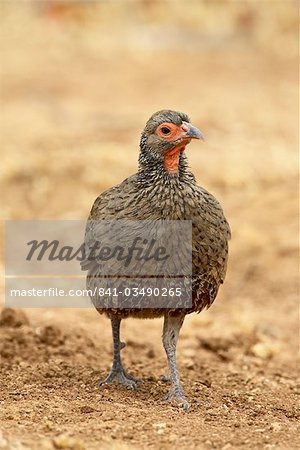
163,387,190,411
98,368,141,391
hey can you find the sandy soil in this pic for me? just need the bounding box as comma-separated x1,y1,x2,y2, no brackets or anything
0,3,299,449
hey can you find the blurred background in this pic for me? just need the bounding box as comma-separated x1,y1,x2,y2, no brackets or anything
0,1,299,449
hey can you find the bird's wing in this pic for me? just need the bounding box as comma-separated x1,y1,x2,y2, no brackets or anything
191,186,230,300
80,175,143,273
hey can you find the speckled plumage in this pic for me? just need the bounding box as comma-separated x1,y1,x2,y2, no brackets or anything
82,110,230,409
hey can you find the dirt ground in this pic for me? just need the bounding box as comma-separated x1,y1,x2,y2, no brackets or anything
0,2,299,450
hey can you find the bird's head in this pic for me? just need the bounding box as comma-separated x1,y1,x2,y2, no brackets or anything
139,110,204,174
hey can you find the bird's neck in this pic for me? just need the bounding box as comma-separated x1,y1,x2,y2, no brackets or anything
138,138,195,185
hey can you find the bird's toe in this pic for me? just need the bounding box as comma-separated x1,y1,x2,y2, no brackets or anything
160,375,171,383
124,371,142,384
98,372,115,386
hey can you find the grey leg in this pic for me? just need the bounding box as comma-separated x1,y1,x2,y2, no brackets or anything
162,312,189,410
99,317,140,390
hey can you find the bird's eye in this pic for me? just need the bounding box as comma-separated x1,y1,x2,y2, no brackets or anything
161,126,171,135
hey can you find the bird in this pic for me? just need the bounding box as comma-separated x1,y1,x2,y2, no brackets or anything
81,109,230,410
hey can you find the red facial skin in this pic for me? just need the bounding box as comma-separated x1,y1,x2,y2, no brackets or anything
156,122,192,173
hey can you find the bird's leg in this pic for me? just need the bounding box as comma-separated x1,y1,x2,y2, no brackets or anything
98,317,140,391
162,312,189,410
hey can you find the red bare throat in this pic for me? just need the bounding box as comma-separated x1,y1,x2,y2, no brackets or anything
164,143,186,173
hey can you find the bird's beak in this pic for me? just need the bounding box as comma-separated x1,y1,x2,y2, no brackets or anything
182,121,204,141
